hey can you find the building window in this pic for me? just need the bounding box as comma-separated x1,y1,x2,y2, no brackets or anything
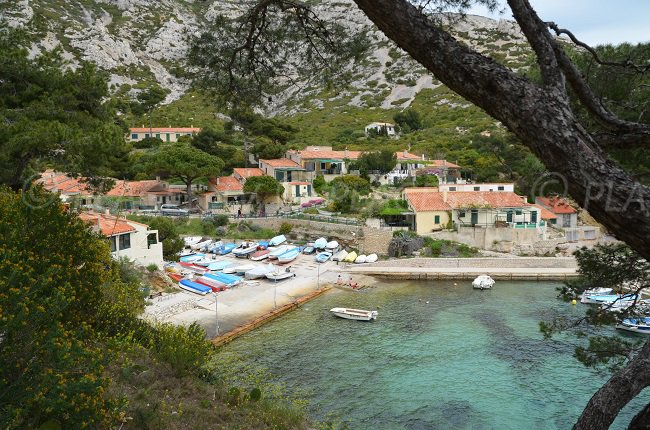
110,236,117,252
473,186,480,191
434,215,440,224
155,133,161,139
145,133,150,138
515,209,522,215
498,186,504,191
119,234,131,250
320,162,327,170
176,134,180,139
458,210,465,218
449,186,456,191
131,133,138,140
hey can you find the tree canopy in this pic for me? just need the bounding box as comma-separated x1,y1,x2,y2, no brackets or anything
145,143,224,208
242,175,284,214
356,150,398,179
393,108,423,133
0,29,129,191
191,127,243,174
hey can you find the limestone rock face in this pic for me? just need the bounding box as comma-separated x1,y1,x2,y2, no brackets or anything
1,0,531,113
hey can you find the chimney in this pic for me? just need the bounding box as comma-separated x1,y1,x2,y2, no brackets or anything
155,175,161,182
403,149,408,157
421,154,425,161
443,190,448,202
344,147,349,158
105,208,110,216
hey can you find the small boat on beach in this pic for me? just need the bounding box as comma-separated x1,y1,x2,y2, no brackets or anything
265,268,296,281
179,262,209,274
330,307,378,321
616,317,650,334
233,241,259,257
303,246,315,255
343,251,357,263
203,272,242,288
196,275,227,291
366,253,378,263
183,236,202,248
315,251,332,263
314,237,328,249
278,248,300,264
191,239,212,251
258,241,269,250
207,260,233,271
180,253,205,263
215,243,237,255
223,264,254,275
354,254,367,264
332,249,348,262
269,235,286,246
326,240,339,250
245,264,276,280
472,275,495,290
269,245,291,259
179,279,212,295
250,249,271,261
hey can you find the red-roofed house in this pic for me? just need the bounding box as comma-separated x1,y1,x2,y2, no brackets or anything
259,158,311,203
232,168,264,183
129,127,201,143
78,211,163,267
404,188,543,234
37,170,100,206
535,196,578,228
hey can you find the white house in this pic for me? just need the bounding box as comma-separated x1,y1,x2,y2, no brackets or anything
439,183,514,192
364,122,397,137
129,127,201,143
79,211,164,267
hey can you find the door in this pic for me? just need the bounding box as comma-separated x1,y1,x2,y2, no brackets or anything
506,211,513,223
295,185,300,197
471,210,478,226
530,210,537,224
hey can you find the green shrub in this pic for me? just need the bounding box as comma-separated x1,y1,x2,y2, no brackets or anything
279,222,293,235
146,263,158,273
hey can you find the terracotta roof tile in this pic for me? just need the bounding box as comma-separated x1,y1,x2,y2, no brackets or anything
209,176,243,192
405,189,527,211
536,196,577,214
78,212,136,236
259,158,304,168
107,180,159,197
233,168,264,178
532,204,558,220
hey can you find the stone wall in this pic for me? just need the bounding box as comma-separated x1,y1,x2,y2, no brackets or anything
249,218,393,255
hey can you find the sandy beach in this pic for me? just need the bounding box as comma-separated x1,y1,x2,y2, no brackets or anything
144,255,577,340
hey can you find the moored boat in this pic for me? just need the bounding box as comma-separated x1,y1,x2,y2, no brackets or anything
216,243,237,255
302,246,315,255
207,260,233,271
343,251,357,263
180,253,205,263
581,293,636,305
179,279,212,295
616,317,650,334
223,264,254,275
269,234,286,246
315,251,332,263
472,275,495,290
332,249,348,262
330,307,378,321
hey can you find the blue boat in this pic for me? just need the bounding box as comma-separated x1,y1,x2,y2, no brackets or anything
314,237,327,249
204,272,242,287
207,260,233,271
269,235,286,246
278,247,300,264
216,243,237,255
180,253,205,263
616,317,650,334
258,241,269,249
581,293,637,305
315,251,332,263
179,279,211,295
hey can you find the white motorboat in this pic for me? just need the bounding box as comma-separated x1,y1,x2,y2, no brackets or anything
183,236,202,247
616,317,650,334
472,275,495,290
365,253,378,263
330,307,378,321
354,254,367,264
245,264,276,280
332,249,348,262
277,247,300,264
269,234,286,246
265,268,296,281
191,239,212,250
232,241,259,257
326,240,339,250
582,287,613,297
582,293,636,305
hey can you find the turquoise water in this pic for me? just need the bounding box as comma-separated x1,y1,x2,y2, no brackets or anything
218,281,650,429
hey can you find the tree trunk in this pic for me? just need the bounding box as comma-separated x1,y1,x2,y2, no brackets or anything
573,341,650,430
185,180,194,209
629,401,650,430
352,0,650,260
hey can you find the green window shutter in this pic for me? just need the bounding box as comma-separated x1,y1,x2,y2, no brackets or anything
434,215,440,224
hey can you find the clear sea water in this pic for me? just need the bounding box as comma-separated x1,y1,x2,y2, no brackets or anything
218,281,650,429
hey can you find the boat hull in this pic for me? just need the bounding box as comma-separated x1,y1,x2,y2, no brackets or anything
330,307,377,321
265,271,296,281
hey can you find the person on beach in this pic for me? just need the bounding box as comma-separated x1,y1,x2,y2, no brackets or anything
337,275,342,284
348,276,353,286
